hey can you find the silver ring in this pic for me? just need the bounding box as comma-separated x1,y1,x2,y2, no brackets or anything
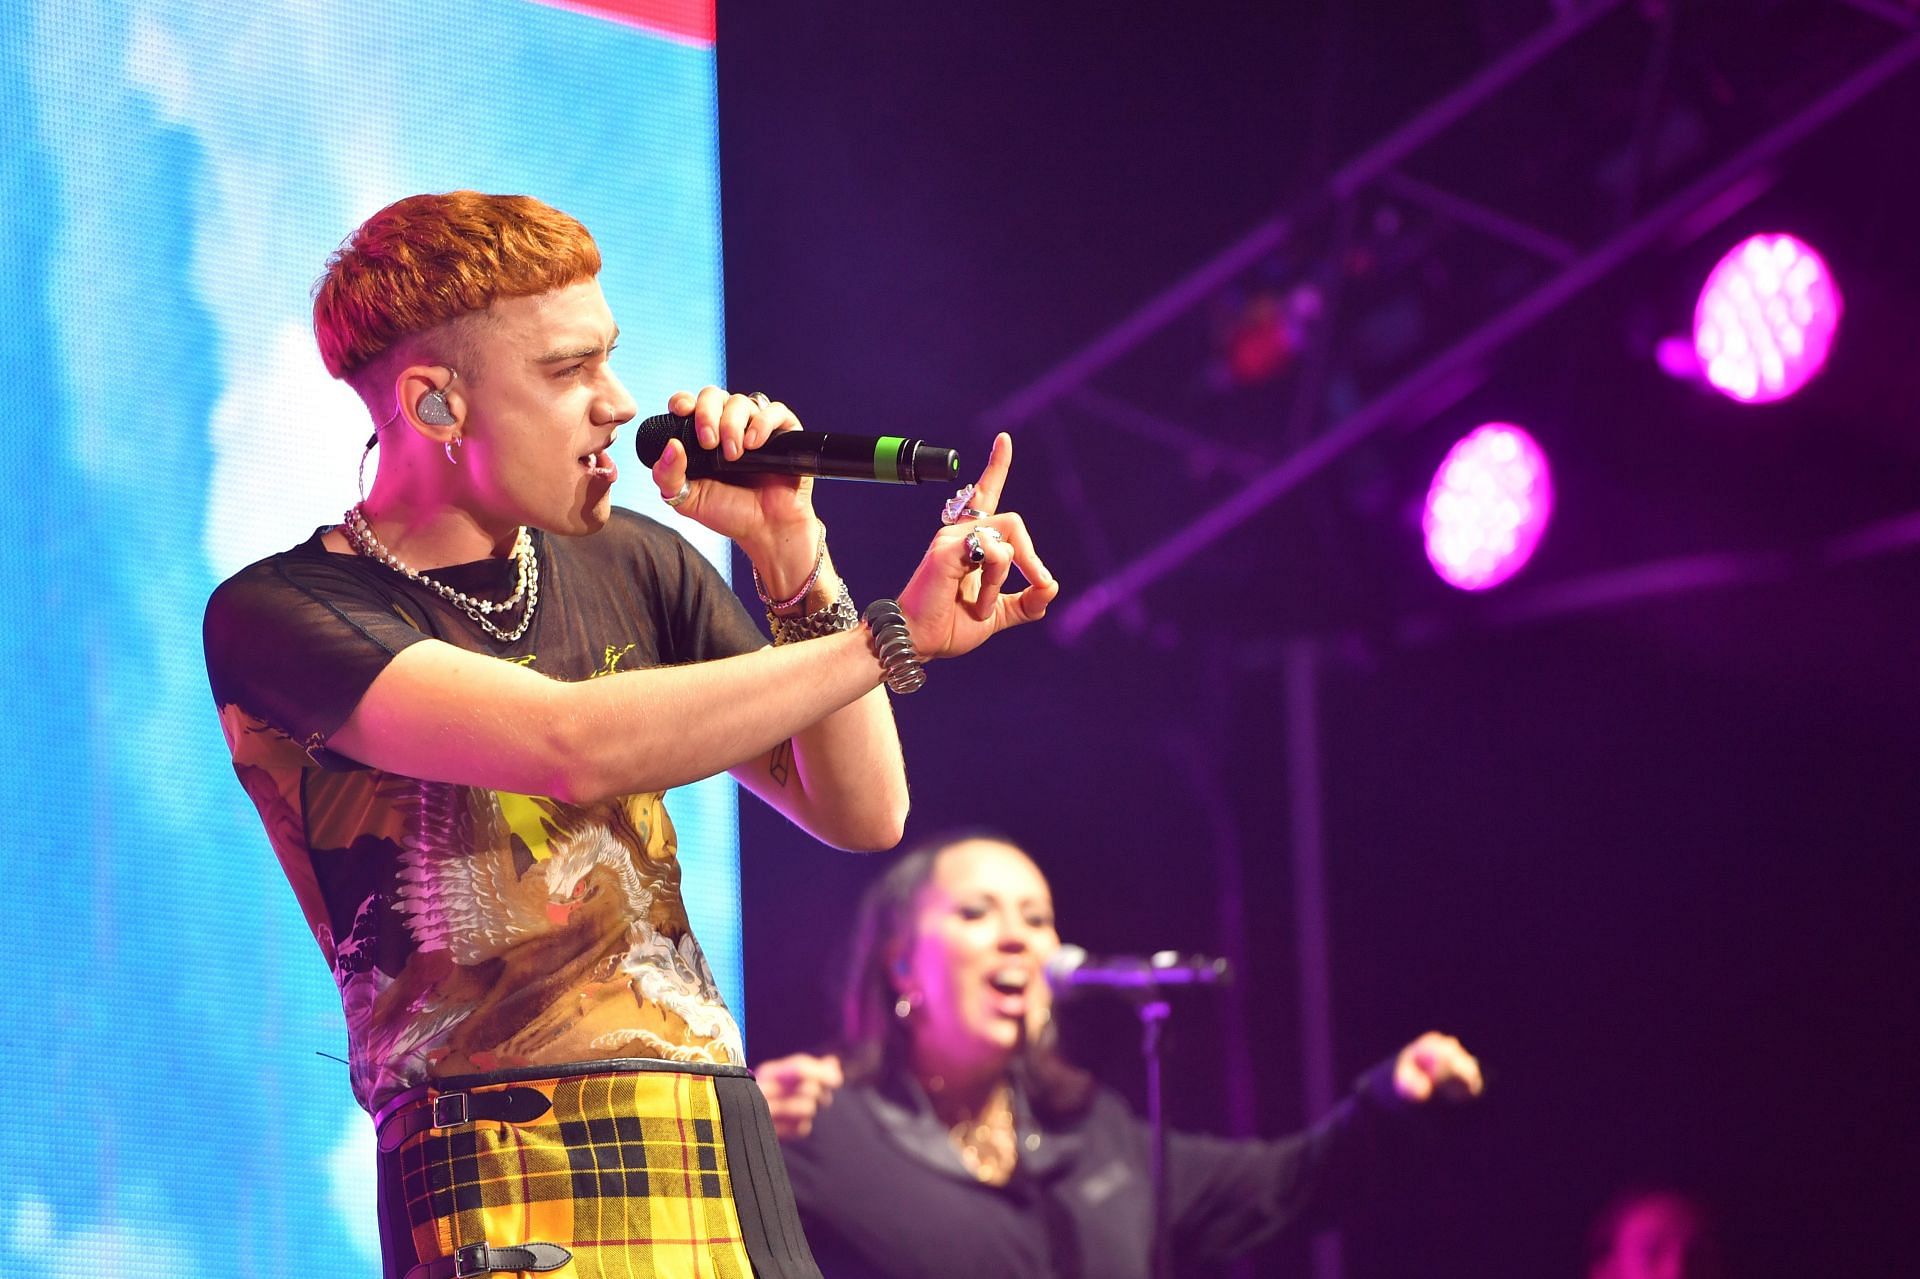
942,484,980,526
980,526,1005,543
963,529,987,565
748,391,771,409
663,480,692,508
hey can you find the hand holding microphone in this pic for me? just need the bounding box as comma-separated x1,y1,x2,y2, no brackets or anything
645,386,1057,664
633,411,959,485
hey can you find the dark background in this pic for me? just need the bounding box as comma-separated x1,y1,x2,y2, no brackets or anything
712,3,1920,1276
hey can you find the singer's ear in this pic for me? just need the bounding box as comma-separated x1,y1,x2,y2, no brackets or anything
394,364,461,439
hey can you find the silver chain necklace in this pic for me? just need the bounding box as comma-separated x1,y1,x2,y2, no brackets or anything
342,503,540,643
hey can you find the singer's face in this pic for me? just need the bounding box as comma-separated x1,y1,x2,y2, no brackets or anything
454,277,638,536
898,840,1060,1077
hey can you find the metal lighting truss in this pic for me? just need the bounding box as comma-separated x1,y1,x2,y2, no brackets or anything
982,13,1920,1279
977,0,1920,647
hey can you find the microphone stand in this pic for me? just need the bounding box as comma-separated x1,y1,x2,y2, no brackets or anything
1056,950,1230,1279
1134,993,1174,1279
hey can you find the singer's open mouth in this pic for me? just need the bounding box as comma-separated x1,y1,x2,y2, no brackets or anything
987,968,1030,994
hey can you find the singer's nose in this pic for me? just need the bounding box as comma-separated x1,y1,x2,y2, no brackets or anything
996,911,1035,951
599,369,638,426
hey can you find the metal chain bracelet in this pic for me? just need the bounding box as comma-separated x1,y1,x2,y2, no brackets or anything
752,523,827,616
862,598,926,694
768,579,859,644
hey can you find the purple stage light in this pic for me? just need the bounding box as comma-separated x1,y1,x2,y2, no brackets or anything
1693,233,1841,404
1423,423,1553,591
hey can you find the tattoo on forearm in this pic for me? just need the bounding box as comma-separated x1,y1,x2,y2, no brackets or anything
769,738,793,788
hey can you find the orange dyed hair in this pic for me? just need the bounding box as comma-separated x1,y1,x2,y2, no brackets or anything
313,191,602,384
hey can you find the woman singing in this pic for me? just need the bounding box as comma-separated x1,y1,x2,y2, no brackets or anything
755,835,1485,1278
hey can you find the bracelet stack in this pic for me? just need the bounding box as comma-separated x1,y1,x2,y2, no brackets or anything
757,524,860,645
768,580,859,645
862,598,925,694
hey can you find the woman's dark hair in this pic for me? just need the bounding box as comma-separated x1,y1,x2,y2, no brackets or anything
837,832,1093,1119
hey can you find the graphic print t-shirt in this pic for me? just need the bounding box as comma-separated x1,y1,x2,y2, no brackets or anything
204,509,765,1112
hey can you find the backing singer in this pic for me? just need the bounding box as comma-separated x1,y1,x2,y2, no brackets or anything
756,835,1484,1278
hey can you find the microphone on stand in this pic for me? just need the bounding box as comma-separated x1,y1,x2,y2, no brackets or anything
632,413,961,485
1044,944,1233,994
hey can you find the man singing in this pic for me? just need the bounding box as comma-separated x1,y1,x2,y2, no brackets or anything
204,190,1055,1279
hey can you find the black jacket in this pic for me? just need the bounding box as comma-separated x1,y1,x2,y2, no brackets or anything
780,1060,1411,1279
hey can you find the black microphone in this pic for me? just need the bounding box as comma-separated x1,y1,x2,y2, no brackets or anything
1045,945,1233,993
632,413,960,485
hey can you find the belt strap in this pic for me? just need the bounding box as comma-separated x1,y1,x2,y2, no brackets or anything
405,1242,572,1279
377,1085,553,1153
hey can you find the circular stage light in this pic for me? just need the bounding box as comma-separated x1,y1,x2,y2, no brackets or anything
1423,423,1553,591
1693,233,1841,404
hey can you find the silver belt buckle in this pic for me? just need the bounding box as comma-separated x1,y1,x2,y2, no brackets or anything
431,1091,470,1129
452,1242,491,1277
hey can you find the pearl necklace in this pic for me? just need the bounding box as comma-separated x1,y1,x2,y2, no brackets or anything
342,503,540,643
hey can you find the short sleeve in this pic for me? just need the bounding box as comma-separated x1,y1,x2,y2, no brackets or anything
645,515,767,664
204,554,431,755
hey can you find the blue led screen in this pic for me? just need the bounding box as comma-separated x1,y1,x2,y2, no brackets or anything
0,2,734,1272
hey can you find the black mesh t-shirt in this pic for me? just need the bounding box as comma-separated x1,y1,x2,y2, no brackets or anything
204,508,765,1112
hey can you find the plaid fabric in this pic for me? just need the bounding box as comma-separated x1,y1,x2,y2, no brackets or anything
379,1065,755,1279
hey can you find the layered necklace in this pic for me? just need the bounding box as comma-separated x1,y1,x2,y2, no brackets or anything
939,1084,1019,1186
342,502,540,643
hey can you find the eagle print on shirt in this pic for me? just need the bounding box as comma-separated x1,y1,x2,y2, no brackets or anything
219,701,743,1111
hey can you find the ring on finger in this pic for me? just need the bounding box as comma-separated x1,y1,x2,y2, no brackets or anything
941,484,980,526
748,391,771,409
663,480,693,508
963,529,987,565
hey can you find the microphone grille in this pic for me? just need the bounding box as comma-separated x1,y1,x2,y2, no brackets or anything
1044,944,1088,985
631,413,684,466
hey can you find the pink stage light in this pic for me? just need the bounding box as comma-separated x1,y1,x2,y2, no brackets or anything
1423,423,1553,591
1693,233,1841,404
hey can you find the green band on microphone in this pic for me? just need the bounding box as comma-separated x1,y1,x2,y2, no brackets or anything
873,436,906,481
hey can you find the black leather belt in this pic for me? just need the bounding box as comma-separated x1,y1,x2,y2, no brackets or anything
376,1085,553,1153
405,1241,573,1279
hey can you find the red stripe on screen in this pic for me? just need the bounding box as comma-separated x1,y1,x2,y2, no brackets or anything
521,0,714,45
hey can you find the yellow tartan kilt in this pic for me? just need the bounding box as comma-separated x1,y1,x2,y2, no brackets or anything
374,1060,819,1279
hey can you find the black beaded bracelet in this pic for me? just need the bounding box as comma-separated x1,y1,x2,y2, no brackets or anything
861,598,926,694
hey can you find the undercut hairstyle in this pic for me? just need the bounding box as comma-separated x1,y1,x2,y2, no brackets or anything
838,832,1093,1120
312,190,602,391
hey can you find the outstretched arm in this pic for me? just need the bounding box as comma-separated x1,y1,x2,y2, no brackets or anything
1169,1031,1484,1262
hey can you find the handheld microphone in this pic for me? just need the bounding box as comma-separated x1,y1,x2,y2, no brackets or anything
632,414,960,485
1044,945,1233,993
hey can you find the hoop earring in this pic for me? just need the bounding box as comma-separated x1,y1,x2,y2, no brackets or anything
444,435,462,465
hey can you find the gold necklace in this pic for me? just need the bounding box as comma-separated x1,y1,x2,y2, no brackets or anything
945,1087,1018,1186
342,503,539,643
